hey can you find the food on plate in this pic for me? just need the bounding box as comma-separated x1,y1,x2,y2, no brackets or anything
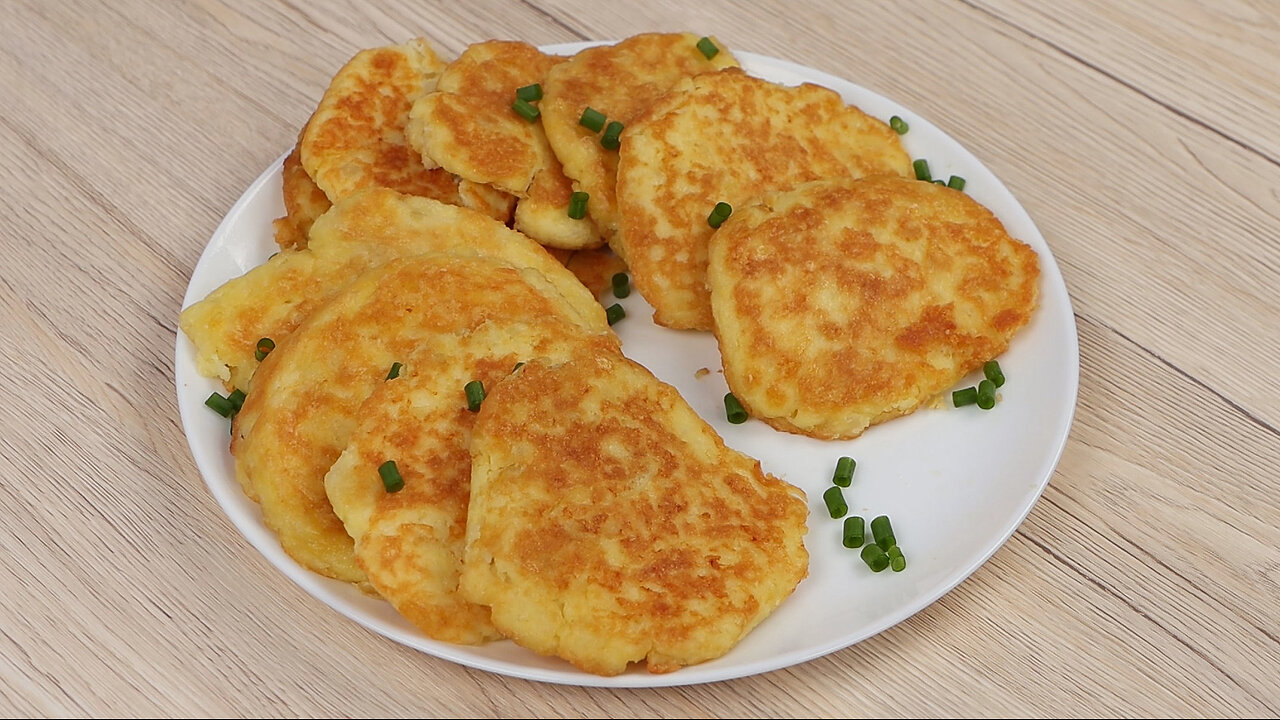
179,188,607,390
324,321,618,644
616,67,913,330
231,252,616,584
271,136,331,250
559,247,628,298
460,349,809,676
706,175,1040,440
298,38,462,207
406,39,602,249
539,32,738,253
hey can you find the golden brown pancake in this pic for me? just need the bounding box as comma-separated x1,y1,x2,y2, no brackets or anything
616,68,914,330
231,253,616,585
407,40,601,249
707,176,1041,439
271,140,331,250
324,321,617,644
179,188,607,391
460,349,809,676
299,39,461,205
540,33,738,251
561,247,627,298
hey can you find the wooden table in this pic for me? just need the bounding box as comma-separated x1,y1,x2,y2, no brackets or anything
2,0,1276,716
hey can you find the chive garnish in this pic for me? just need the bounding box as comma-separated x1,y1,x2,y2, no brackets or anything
871,514,896,550
696,36,720,60
707,201,733,228
861,543,890,572
464,380,486,412
600,121,623,149
976,379,997,410
378,460,405,493
823,486,848,519
952,386,978,407
611,272,631,298
204,392,235,418
889,115,909,134
947,175,966,191
723,392,748,424
567,191,589,219
386,362,403,380
515,83,542,102
983,360,1005,388
832,456,855,487
843,515,865,548
227,388,246,412
254,337,275,361
512,98,540,122
913,158,932,182
579,107,606,133
605,302,626,325
887,545,906,572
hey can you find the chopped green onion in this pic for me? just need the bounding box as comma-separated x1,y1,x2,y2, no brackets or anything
952,386,978,407
515,83,542,102
567,191,589,219
947,175,967,191
871,514,896,550
611,272,631,298
723,392,748,424
579,107,606,133
600,121,623,150
889,115,909,134
832,456,855,487
204,392,235,418
605,302,626,325
913,158,932,182
887,545,906,572
977,378,997,410
465,380,486,412
696,36,720,60
822,486,848,519
254,337,275,361
512,97,540,121
843,515,865,548
227,388,246,412
707,201,733,228
386,362,403,380
378,460,405,493
983,360,1005,388
861,543,890,572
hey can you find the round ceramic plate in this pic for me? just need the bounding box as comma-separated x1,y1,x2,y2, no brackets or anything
176,44,1079,687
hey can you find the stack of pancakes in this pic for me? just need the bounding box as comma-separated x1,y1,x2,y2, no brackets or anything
179,30,1040,676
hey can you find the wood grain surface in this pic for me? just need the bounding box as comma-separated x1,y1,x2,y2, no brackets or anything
0,0,1276,716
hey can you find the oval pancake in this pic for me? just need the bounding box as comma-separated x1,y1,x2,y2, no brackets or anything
179,188,607,391
460,350,809,676
540,33,738,250
231,253,616,584
707,176,1041,440
616,68,914,330
407,40,602,249
299,39,461,205
324,321,617,644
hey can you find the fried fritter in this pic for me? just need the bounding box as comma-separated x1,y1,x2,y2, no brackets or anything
271,139,331,250
231,254,615,584
616,68,913,330
324,321,617,644
407,40,601,249
179,188,607,391
707,176,1041,439
460,350,809,676
540,33,738,251
299,39,461,205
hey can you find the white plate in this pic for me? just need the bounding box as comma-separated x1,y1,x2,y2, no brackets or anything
176,45,1079,688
